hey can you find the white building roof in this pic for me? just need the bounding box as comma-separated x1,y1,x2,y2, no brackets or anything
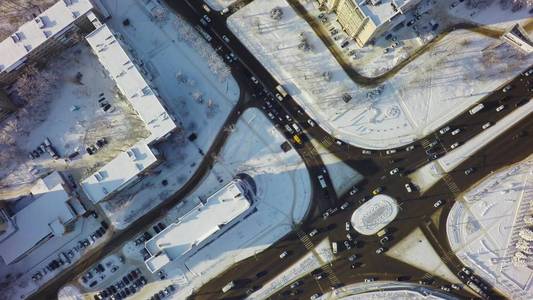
144,180,251,272
350,194,399,235
85,24,177,142
358,0,408,26
0,0,94,74
0,172,76,264
80,141,158,204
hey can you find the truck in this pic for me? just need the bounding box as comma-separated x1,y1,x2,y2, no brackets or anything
275,85,288,100
222,281,236,293
469,103,484,115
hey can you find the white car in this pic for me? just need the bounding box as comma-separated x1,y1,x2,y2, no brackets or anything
482,122,492,129
405,183,413,193
310,293,321,300
349,186,359,195
348,254,358,261
389,168,399,175
450,142,460,149
345,222,351,231
502,84,512,92
496,105,505,112
361,149,372,155
344,240,351,250
451,128,461,135
340,202,350,210
309,229,319,237
439,126,450,135
434,199,444,208
222,35,230,43
335,140,343,146
202,15,211,23
279,251,288,259
307,119,316,127
405,145,415,151
385,149,397,155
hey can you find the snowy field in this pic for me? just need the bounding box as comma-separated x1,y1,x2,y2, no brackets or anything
0,43,147,194
204,0,237,11
93,0,240,228
248,238,334,300
446,155,533,299
0,213,111,300
89,108,312,300
228,0,532,149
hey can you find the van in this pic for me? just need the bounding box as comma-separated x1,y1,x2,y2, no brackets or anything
222,281,235,293
469,103,484,115
332,242,338,254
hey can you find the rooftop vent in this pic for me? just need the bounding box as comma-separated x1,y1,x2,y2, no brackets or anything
63,0,72,6
94,172,103,182
72,11,80,18
126,149,137,161
34,17,45,29
10,33,21,43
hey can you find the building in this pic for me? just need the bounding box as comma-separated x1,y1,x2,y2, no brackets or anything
81,23,177,203
144,179,253,273
80,141,160,204
0,172,84,265
0,0,107,86
501,23,533,54
320,0,421,47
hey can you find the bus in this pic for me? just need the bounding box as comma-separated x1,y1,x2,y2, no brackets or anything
469,103,484,115
222,281,235,293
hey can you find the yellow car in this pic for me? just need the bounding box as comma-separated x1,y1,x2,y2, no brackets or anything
372,187,383,195
293,135,302,144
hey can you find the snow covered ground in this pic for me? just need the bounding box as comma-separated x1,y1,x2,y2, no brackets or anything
204,0,237,11
446,154,533,299
0,43,147,193
248,238,334,300
228,0,532,149
0,213,111,300
91,0,240,228
89,108,311,299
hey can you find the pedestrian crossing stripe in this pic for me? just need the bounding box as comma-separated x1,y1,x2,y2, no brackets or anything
442,174,461,196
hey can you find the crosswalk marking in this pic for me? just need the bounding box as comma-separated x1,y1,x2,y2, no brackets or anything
321,136,334,148
421,138,431,149
442,174,461,196
296,231,341,286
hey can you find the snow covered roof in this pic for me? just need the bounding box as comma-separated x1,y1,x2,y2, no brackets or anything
144,180,251,272
0,0,94,74
85,24,177,142
350,194,399,235
0,172,76,265
358,0,411,26
80,141,158,204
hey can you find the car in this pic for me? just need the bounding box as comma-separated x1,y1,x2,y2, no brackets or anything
361,149,372,155
389,168,399,175
279,251,289,259
359,196,370,204
464,167,475,175
364,278,375,282
482,122,492,129
405,145,415,151
461,267,473,276
451,128,461,135
372,187,383,195
434,199,444,208
345,222,351,231
346,233,353,241
222,35,230,43
307,119,316,127
502,84,512,92
496,104,505,112
450,142,460,149
430,153,441,160
250,76,259,84
348,254,358,262
349,186,359,195
340,202,350,210
385,149,397,155
309,229,319,237
441,286,451,292
376,247,386,254
290,281,302,289
344,240,352,250
153,225,161,234
310,293,321,300
314,273,324,280
158,222,166,230
451,284,462,290
111,266,119,273
380,235,391,244
439,126,450,134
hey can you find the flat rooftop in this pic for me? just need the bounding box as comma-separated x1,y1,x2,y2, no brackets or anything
80,141,158,204
85,24,177,142
0,172,76,264
144,180,251,272
0,0,94,74
358,0,408,26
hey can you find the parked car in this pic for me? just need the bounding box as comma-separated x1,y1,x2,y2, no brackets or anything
279,251,289,259
372,187,383,195
464,167,475,175
451,128,461,135
434,199,444,208
439,126,450,134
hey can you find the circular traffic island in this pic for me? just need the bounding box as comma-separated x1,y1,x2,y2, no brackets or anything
350,194,399,235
